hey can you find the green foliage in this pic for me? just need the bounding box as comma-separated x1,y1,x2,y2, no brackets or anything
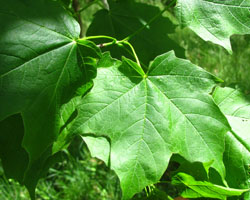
72,52,229,199
213,87,250,199
175,0,250,52
0,0,99,197
0,0,249,199
0,140,122,200
172,173,249,199
0,177,29,199
172,29,250,92
87,0,185,65
0,115,28,183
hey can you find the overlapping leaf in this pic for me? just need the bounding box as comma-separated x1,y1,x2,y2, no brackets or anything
0,0,99,196
71,52,230,199
87,0,185,66
213,87,250,199
172,173,249,199
0,114,28,183
82,136,110,166
175,0,250,52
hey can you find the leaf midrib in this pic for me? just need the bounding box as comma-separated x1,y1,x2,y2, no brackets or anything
200,0,250,9
75,80,143,132
0,11,73,40
128,79,158,188
0,42,74,78
47,43,76,110
148,78,224,174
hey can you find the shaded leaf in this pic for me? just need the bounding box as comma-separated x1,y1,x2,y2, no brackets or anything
0,0,99,196
172,172,249,200
171,155,213,181
0,114,29,183
87,0,185,66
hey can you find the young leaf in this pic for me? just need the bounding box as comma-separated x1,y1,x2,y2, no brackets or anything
87,0,185,65
213,87,250,199
175,0,250,52
0,0,99,196
172,172,249,199
71,52,230,199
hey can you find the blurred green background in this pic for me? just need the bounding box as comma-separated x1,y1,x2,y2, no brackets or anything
0,0,249,199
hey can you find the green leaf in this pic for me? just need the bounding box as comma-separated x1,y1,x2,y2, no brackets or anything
0,0,78,157
172,155,214,181
213,87,250,149
71,52,230,199
82,136,110,166
0,114,65,199
0,114,29,183
59,0,73,8
213,87,250,199
175,0,250,52
0,0,99,196
87,0,185,66
172,172,249,199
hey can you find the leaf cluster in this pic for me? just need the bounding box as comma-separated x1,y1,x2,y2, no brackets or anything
0,0,249,199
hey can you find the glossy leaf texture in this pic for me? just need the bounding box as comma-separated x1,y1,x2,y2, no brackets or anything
71,52,230,200
0,0,99,197
87,0,185,66
175,0,250,52
172,173,249,199
213,87,250,199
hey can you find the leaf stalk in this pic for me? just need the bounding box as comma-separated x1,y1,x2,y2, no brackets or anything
79,35,143,70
